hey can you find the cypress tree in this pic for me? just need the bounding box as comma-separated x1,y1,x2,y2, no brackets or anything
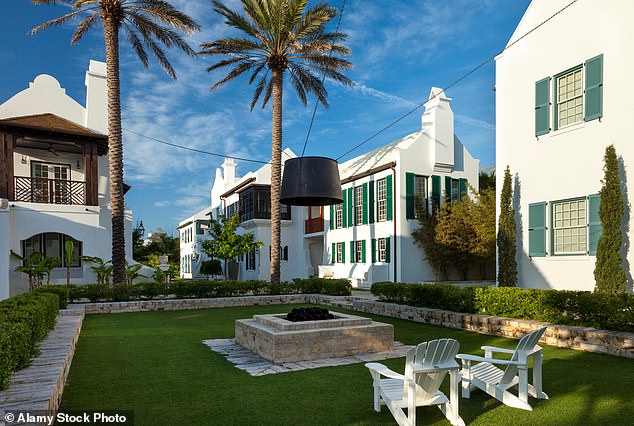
497,166,517,286
594,145,627,293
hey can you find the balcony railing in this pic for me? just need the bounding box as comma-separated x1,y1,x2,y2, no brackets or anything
14,176,86,205
305,217,324,234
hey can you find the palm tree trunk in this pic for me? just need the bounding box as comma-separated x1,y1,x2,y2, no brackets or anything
104,18,126,286
269,69,283,283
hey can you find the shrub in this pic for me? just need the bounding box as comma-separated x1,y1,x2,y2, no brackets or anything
34,285,69,309
291,278,352,296
371,282,474,312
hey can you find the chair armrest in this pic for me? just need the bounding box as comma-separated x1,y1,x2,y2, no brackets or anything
411,361,460,374
456,354,522,366
480,346,515,354
365,363,405,380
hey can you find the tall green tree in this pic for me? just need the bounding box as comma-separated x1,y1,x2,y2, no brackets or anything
201,215,263,280
200,0,352,282
32,0,200,285
594,145,627,293
497,166,517,286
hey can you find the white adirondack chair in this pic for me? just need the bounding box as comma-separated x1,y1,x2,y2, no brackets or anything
456,326,549,411
365,338,465,426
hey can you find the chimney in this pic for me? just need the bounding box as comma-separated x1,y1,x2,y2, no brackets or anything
422,87,454,171
85,60,107,134
222,158,237,185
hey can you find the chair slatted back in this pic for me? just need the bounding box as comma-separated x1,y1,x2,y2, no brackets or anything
500,327,547,386
403,338,460,401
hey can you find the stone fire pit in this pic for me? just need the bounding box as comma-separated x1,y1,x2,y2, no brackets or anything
235,311,394,364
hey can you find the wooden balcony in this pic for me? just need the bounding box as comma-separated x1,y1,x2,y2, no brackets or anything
305,217,324,234
13,176,86,205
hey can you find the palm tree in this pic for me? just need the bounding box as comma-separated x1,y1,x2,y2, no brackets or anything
200,0,352,283
31,1,200,285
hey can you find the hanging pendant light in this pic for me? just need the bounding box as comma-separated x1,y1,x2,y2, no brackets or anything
280,156,343,206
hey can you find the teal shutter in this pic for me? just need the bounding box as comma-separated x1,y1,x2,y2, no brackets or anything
342,189,347,228
459,178,468,200
350,241,355,263
341,243,346,264
362,183,368,224
386,175,393,221
329,205,334,230
431,175,441,210
347,188,354,227
362,240,366,263
588,194,602,255
371,239,377,263
331,242,336,263
528,202,547,257
369,180,375,223
445,176,452,202
385,237,391,263
405,172,415,219
584,54,603,122
535,77,550,136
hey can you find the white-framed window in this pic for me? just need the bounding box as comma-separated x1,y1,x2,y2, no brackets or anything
556,67,583,129
336,242,344,263
354,186,363,225
246,248,256,270
377,178,387,221
552,198,587,255
378,238,387,262
451,179,459,203
355,240,364,263
22,232,82,267
335,203,343,228
414,175,428,217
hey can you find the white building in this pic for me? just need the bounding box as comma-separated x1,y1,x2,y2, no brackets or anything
323,88,480,287
0,61,133,298
496,0,633,291
177,207,212,279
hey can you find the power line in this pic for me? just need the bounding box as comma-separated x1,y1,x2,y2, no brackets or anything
335,0,579,161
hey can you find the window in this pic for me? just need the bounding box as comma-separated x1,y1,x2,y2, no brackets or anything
377,178,387,221
378,238,387,262
451,179,459,202
336,242,344,263
245,248,256,270
335,203,343,228
552,199,587,255
556,67,583,128
22,233,82,267
354,186,363,225
355,240,364,263
31,162,71,204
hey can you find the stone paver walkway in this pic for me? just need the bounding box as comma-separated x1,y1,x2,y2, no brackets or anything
203,338,412,376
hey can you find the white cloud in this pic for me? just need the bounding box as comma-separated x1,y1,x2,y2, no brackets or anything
454,114,495,131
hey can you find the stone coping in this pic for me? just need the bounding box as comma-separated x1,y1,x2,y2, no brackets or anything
254,312,371,331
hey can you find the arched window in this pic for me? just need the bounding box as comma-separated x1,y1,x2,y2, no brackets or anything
22,233,82,267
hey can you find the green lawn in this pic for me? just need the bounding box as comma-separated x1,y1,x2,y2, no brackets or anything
59,304,634,425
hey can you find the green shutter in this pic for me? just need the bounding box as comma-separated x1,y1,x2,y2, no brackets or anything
329,205,334,230
362,183,368,224
431,175,441,210
585,54,603,121
350,241,355,263
386,175,393,221
445,176,452,202
588,194,602,255
369,180,375,223
385,237,391,263
347,188,354,227
341,243,346,264
528,202,547,257
342,189,347,228
362,240,366,263
535,77,551,136
331,242,336,263
371,239,377,263
459,178,468,200
405,172,415,219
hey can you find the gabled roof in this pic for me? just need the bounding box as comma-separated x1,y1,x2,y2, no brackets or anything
0,113,106,138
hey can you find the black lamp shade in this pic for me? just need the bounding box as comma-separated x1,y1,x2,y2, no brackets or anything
280,156,343,206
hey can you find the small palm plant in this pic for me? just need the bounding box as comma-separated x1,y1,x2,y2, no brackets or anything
64,241,81,288
82,256,114,285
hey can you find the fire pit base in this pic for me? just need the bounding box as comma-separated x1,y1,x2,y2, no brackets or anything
235,312,394,364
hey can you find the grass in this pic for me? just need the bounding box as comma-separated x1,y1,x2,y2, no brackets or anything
59,304,634,425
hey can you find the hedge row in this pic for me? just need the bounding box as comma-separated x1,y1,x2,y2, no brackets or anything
67,278,352,303
0,292,60,390
371,282,634,332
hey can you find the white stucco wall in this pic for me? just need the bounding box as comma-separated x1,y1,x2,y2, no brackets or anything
496,0,634,291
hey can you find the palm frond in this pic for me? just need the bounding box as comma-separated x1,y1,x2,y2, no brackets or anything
126,11,196,56
288,63,328,107
130,0,201,33
123,22,149,68
199,38,265,56
260,77,274,107
250,70,270,110
30,8,91,35
210,61,257,91
213,0,267,42
287,68,307,105
71,13,98,44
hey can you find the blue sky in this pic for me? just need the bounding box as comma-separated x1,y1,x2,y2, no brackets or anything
0,0,530,235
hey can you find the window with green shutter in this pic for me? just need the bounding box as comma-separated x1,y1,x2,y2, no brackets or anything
362,183,369,224
528,202,547,257
445,176,452,203
588,194,602,255
347,188,354,227
535,77,551,136
331,242,336,263
361,240,366,263
369,180,375,223
385,237,391,263
459,178,468,200
406,172,415,219
386,174,393,221
371,239,377,263
350,241,355,263
431,175,441,210
585,54,603,121
329,205,334,230
342,189,348,228
341,242,345,264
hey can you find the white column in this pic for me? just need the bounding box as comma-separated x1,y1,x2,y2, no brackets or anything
0,199,10,300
